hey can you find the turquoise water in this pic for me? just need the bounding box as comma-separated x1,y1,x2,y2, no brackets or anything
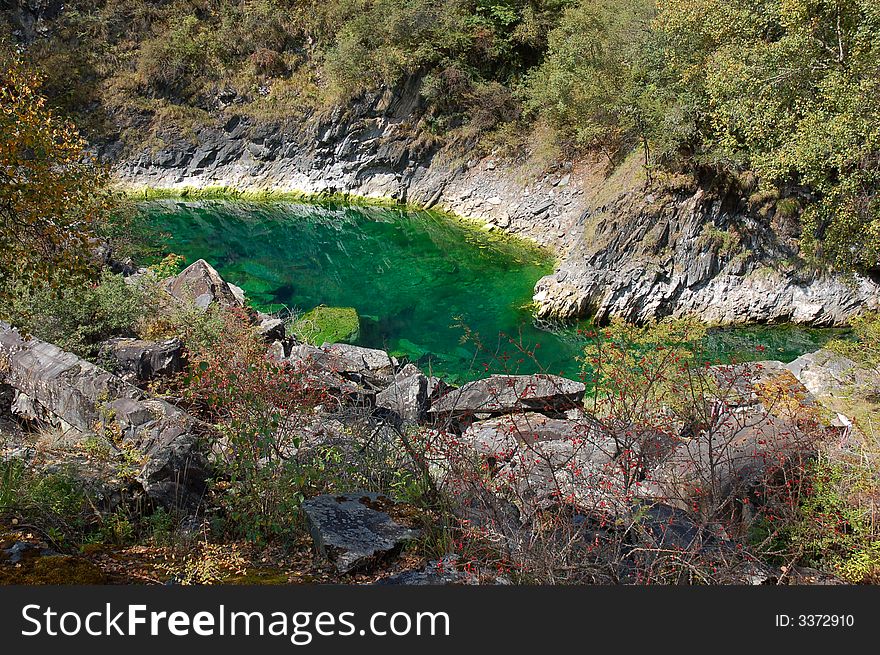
137,200,841,382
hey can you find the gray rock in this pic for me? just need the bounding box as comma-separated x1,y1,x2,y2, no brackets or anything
429,374,585,418
460,412,614,464
100,337,184,382
165,259,245,310
320,343,398,378
256,316,285,342
0,322,208,509
644,404,817,511
532,189,880,325
632,503,709,551
1,323,138,433
438,412,627,516
287,343,397,388
786,348,880,397
266,340,286,361
375,371,429,424
709,360,816,408
302,493,419,574
378,556,480,585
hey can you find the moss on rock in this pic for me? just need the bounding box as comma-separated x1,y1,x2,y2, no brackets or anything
290,306,360,345
0,555,106,585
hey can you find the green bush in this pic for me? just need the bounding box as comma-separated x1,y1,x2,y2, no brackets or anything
0,269,153,361
0,460,94,547
784,455,880,583
826,311,880,368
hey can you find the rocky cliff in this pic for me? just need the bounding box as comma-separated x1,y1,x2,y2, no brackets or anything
533,186,880,326
110,80,879,327
111,77,589,253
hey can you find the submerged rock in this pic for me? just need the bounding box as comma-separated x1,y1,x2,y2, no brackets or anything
302,493,419,574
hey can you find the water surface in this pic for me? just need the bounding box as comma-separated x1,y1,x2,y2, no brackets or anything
137,200,841,382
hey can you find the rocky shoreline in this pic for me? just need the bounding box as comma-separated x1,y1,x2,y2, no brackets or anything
4,258,877,582
109,82,879,327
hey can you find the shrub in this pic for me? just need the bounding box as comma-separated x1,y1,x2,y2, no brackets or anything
783,453,880,583
0,459,95,548
180,306,326,542
826,311,880,368
0,269,154,361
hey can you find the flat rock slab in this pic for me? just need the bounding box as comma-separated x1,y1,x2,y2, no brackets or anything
302,493,419,574
429,374,586,418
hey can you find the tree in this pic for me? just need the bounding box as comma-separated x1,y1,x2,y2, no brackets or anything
657,0,880,271
522,0,676,176
0,47,109,300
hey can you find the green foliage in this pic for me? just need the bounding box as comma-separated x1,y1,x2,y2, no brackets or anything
582,317,709,417
523,0,672,166
0,47,111,299
9,0,879,271
784,455,880,583
179,307,320,543
0,460,94,546
826,311,880,367
147,253,187,280
656,0,880,271
0,269,153,361
215,462,307,543
288,305,360,345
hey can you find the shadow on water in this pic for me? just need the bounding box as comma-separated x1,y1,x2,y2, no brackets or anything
137,199,845,382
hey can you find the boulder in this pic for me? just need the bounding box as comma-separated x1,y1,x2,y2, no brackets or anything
0,322,208,509
266,340,286,361
442,412,627,516
104,397,209,507
164,259,244,310
786,348,880,397
461,412,614,463
710,360,816,409
302,493,419,574
375,371,429,424
1,322,139,432
286,343,397,387
321,343,397,377
429,374,585,419
644,404,817,512
632,503,711,551
256,316,285,343
99,337,184,382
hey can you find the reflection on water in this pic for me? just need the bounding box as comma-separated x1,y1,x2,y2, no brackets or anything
137,200,844,382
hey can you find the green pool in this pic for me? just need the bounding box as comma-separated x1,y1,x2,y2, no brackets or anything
136,199,841,382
